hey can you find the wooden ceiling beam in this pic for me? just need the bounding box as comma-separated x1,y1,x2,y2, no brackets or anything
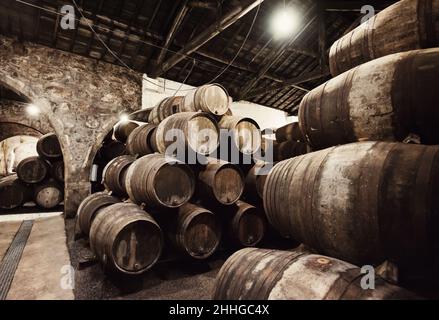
157,0,264,77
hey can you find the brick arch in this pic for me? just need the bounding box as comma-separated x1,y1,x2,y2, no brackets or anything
0,36,142,217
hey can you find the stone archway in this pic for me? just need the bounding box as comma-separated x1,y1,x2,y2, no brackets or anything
0,36,142,217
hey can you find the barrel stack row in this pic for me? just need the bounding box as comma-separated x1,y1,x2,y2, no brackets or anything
214,0,439,300
0,133,64,211
77,83,272,275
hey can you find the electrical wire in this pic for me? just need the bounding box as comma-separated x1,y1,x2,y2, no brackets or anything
205,1,261,85
15,0,263,94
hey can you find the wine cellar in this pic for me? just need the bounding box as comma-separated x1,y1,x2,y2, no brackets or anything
0,0,438,304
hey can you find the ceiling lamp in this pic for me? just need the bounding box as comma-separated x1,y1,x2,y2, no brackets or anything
270,6,300,40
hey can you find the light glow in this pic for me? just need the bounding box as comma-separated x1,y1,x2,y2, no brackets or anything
26,104,40,116
270,7,300,40
119,113,129,123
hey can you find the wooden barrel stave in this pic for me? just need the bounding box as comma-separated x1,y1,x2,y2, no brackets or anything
126,123,157,156
300,48,439,149
77,192,120,235
213,248,418,300
181,84,230,116
197,158,244,205
329,0,439,76
36,133,62,161
155,112,219,156
0,174,31,210
16,156,49,184
89,202,163,275
263,142,439,270
114,121,139,143
102,155,135,197
124,154,195,208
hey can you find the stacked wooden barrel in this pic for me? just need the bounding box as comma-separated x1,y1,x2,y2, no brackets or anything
0,133,64,211
214,248,418,300
259,0,439,292
77,83,273,276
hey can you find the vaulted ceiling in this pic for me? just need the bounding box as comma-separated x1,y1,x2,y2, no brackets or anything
0,0,396,114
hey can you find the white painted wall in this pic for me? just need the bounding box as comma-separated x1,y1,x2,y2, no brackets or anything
142,75,297,130
0,135,38,176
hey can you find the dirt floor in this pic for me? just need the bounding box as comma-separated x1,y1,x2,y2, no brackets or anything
66,218,229,300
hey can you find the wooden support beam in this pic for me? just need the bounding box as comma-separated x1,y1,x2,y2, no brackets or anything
246,67,329,99
157,0,264,77
151,0,190,77
238,5,317,99
317,1,327,67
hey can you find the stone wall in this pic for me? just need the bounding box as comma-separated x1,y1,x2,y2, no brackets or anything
0,100,51,141
0,36,143,217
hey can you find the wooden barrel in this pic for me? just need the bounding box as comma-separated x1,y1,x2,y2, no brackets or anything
263,142,439,268
126,123,157,156
329,0,439,76
213,248,418,300
273,140,308,161
51,160,64,183
102,155,135,197
89,202,163,275
299,48,439,149
16,156,48,184
77,192,119,236
100,140,126,161
197,158,244,205
114,121,139,143
171,203,222,259
125,154,195,208
244,161,272,201
225,200,266,247
180,84,230,116
36,133,62,161
218,116,261,155
0,174,31,210
275,122,304,142
33,180,63,209
155,112,219,156
148,96,183,124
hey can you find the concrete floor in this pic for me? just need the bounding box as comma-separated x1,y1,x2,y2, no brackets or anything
0,213,74,300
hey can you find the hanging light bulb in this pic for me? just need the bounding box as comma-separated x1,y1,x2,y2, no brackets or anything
270,6,300,40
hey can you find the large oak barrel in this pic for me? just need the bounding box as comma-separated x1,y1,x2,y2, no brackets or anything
36,133,62,161
197,158,244,205
126,123,157,156
213,248,418,300
114,121,139,143
148,96,183,124
272,140,308,161
125,154,195,208
244,161,272,201
0,174,31,210
299,48,439,149
275,122,304,142
33,180,63,209
218,116,261,156
77,192,120,236
51,160,64,183
329,0,439,76
155,112,219,156
100,140,126,161
102,155,135,197
170,203,222,259
263,142,439,269
180,84,230,116
224,200,266,247
89,202,163,275
16,156,48,184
